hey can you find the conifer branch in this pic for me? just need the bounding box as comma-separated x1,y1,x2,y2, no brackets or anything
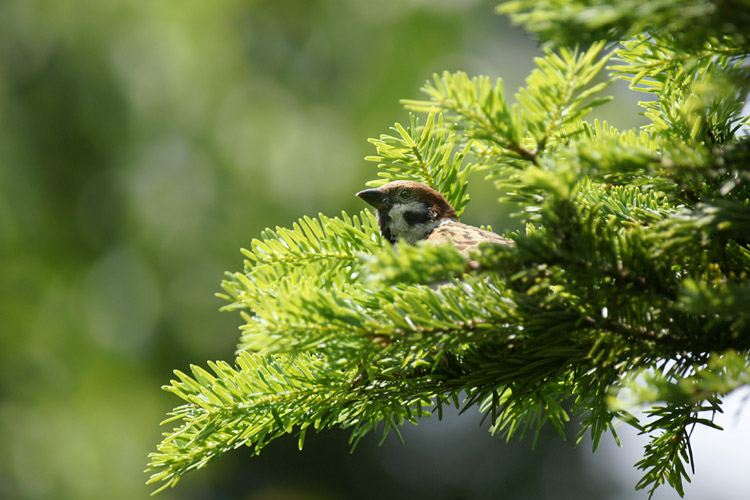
497,0,750,49
366,113,474,215
149,4,750,497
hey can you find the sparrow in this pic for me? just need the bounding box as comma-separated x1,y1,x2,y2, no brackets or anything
356,180,513,261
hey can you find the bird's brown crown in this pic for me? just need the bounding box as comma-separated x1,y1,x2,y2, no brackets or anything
357,181,457,219
381,181,457,220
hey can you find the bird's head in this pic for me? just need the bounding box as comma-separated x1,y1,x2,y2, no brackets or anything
356,181,457,244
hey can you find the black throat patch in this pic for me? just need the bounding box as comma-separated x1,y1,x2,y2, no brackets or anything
376,210,395,244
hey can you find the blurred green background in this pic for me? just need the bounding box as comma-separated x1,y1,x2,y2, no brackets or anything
0,1,649,499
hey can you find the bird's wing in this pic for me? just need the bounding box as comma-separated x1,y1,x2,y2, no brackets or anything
427,221,513,259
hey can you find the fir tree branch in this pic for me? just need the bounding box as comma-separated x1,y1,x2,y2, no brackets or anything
401,72,529,164
365,113,474,215
150,8,750,497
517,42,613,153
403,44,613,172
147,353,355,493
611,35,750,145
497,0,750,49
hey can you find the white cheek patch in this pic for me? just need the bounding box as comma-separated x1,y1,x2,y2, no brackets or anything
386,201,439,244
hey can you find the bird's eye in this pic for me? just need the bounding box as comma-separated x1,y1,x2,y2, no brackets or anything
399,189,412,199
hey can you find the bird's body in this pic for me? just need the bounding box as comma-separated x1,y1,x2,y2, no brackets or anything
356,180,512,260
426,220,511,259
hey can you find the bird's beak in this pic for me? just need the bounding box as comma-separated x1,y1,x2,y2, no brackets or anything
356,188,390,210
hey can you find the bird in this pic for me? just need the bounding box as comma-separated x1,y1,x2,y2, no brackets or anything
356,180,513,262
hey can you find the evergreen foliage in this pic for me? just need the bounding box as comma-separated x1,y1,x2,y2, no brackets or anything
497,0,750,48
148,2,750,497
